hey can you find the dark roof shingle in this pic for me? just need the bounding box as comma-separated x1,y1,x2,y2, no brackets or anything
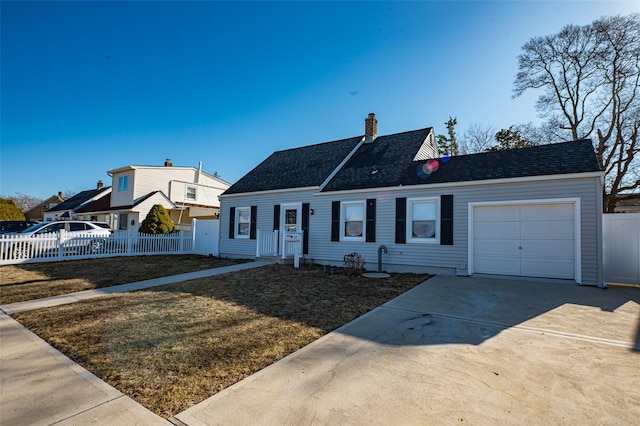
322,139,602,192
223,136,362,195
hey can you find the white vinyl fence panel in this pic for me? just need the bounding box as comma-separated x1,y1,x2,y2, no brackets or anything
0,229,194,265
192,219,219,256
603,213,640,284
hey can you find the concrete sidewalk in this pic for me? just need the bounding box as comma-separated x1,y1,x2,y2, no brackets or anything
0,260,275,425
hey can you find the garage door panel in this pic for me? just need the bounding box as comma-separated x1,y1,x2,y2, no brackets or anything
474,222,519,239
520,203,573,221
475,240,519,256
521,258,574,279
520,221,574,240
521,240,574,258
475,256,521,275
474,206,519,222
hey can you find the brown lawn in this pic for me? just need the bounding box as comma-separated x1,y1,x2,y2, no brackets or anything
13,263,430,418
0,255,247,304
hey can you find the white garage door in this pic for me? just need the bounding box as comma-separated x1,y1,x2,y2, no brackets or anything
473,203,575,279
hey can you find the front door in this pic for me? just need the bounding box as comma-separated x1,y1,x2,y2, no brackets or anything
281,203,302,254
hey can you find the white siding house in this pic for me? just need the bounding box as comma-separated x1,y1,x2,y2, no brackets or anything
219,114,605,286
77,160,231,231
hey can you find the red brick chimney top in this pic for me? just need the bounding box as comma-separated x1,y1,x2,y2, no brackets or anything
97,180,104,189
364,113,377,143
164,159,173,167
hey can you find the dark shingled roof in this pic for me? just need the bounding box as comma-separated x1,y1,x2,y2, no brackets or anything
223,136,362,195
322,138,602,192
47,187,110,211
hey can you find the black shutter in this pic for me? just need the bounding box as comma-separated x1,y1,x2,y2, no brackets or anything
250,206,257,240
273,204,280,231
440,195,453,245
229,207,236,239
395,198,406,244
331,201,340,242
302,203,310,254
365,199,376,243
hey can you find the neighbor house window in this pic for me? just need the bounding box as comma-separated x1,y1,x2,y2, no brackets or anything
408,198,438,242
186,186,196,200
119,213,128,230
341,201,365,240
118,175,128,192
235,207,250,238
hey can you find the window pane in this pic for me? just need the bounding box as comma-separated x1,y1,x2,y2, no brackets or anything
344,205,363,221
237,209,250,223
412,202,436,220
412,220,436,238
238,223,249,235
285,209,297,232
344,221,363,237
186,187,196,200
412,201,436,239
236,208,250,236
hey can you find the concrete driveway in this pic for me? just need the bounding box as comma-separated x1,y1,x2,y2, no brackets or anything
175,275,640,425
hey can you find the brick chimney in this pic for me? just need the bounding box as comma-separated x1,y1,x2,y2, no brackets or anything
164,158,173,167
97,180,104,189
364,113,377,143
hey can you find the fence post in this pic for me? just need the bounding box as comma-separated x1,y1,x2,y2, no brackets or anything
256,229,261,257
179,231,184,253
191,218,197,254
127,228,133,255
57,229,65,260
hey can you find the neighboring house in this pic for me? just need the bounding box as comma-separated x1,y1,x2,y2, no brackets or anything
44,182,111,221
77,160,230,231
24,192,66,221
219,113,605,286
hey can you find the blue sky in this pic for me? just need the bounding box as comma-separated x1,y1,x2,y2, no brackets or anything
2,1,638,200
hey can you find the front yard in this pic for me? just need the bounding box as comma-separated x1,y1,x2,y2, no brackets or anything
10,261,429,418
0,255,246,304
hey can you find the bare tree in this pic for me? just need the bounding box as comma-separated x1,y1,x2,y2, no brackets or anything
460,123,495,154
5,193,43,212
513,13,640,212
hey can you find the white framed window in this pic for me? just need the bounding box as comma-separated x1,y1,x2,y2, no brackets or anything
341,201,365,241
408,197,439,243
118,175,128,193
186,186,196,200
235,206,250,238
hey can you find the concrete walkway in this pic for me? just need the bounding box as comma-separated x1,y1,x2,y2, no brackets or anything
0,260,274,425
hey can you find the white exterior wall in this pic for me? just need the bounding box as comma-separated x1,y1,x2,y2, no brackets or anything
110,170,135,207
219,176,603,285
110,167,229,208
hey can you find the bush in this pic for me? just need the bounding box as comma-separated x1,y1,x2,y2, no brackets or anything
0,198,26,220
139,204,174,234
343,252,366,275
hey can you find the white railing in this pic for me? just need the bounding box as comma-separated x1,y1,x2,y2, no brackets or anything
282,231,303,259
0,229,194,265
256,230,279,257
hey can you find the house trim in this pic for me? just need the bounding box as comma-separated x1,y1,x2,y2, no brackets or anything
220,186,319,199
314,171,604,197
467,197,582,284
318,139,365,190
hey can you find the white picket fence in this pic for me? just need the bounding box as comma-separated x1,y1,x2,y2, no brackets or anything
0,229,195,266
